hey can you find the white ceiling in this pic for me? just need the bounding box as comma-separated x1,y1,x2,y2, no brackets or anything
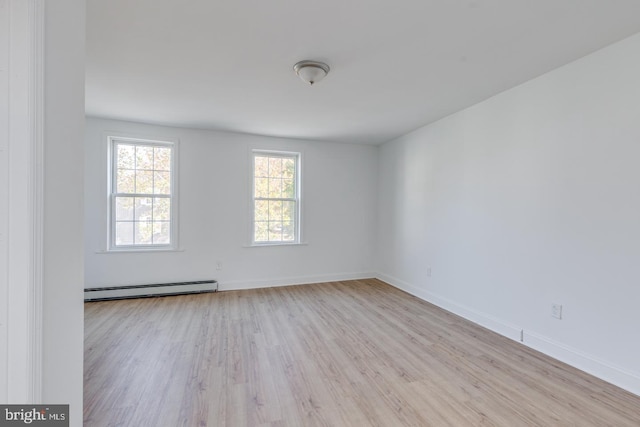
86,0,640,145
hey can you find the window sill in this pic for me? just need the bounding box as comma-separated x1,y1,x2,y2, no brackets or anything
243,242,308,248
96,248,185,254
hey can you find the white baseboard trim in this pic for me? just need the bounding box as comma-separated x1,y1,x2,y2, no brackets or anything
523,331,640,397
376,272,640,397
219,272,375,292
377,273,522,341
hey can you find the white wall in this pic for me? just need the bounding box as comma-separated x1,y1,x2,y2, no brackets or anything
377,32,640,395
85,118,378,290
43,0,85,422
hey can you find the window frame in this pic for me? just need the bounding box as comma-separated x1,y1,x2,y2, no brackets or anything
107,135,179,252
251,150,302,246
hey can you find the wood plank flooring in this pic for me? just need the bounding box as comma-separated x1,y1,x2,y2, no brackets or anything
84,279,640,426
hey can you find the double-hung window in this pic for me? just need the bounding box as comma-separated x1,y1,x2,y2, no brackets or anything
109,137,177,250
252,151,300,244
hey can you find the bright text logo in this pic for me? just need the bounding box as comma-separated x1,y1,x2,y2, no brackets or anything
0,405,68,426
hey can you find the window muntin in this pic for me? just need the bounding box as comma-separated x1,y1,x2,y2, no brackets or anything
252,151,300,244
109,138,175,249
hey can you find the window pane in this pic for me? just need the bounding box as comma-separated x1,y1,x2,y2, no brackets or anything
255,200,268,221
268,178,282,198
136,146,154,170
153,222,170,244
135,197,152,221
268,201,282,221
282,179,295,198
135,221,153,244
153,198,171,221
282,221,295,241
154,171,171,194
282,201,295,222
282,158,295,179
268,222,282,241
116,169,135,194
269,157,283,177
255,178,269,198
255,156,269,177
117,145,135,169
254,221,268,242
154,147,171,171
135,170,153,194
115,222,134,245
115,197,134,220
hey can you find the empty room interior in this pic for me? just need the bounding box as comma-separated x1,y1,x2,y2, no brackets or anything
6,0,640,426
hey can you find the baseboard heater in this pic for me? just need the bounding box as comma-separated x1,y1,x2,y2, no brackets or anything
84,280,218,301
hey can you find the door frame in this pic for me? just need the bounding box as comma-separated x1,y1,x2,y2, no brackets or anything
2,0,45,403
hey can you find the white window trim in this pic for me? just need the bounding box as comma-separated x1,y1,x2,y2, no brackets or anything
250,149,303,246
107,135,179,252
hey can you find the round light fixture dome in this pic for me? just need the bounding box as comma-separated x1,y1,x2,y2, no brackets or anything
293,60,330,85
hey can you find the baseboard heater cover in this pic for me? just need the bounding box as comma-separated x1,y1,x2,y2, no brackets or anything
84,280,218,301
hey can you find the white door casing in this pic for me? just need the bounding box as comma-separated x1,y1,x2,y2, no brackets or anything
1,0,45,403
0,0,10,401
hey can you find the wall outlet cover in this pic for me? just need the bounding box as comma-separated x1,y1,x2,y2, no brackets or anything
552,303,563,319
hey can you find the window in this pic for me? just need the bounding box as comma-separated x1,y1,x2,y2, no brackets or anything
109,137,176,250
252,151,300,244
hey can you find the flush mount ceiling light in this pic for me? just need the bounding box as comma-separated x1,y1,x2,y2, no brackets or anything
293,60,330,85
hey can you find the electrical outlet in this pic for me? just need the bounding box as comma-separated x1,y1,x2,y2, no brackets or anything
551,303,562,319
216,261,222,271
427,266,432,277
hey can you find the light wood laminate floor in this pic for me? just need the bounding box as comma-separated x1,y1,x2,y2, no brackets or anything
84,279,640,426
